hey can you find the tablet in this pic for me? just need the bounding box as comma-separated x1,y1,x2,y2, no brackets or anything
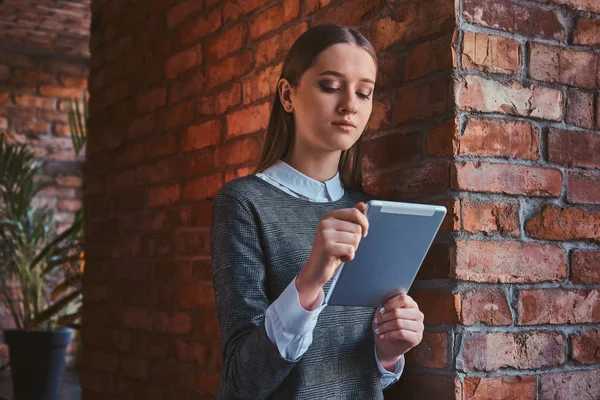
324,200,447,307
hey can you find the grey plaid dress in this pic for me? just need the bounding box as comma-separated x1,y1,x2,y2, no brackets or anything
210,175,383,400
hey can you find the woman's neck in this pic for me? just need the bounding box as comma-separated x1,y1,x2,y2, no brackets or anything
283,147,341,183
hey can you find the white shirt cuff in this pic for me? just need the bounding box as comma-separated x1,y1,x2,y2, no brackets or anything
264,277,326,361
375,345,404,389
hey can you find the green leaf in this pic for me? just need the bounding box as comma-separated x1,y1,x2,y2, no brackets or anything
30,290,81,329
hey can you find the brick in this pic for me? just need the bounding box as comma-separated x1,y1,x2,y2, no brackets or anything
406,33,454,83
128,113,157,140
144,133,178,159
460,118,539,160
426,118,457,157
405,331,448,368
156,99,195,131
14,69,55,83
223,0,265,22
214,136,261,169
178,8,221,46
411,290,460,325
0,117,7,130
463,376,537,400
548,128,600,169
14,94,56,110
461,31,522,74
198,83,242,115
530,44,598,89
539,0,600,13
0,65,8,80
169,150,214,179
255,22,307,68
457,331,565,371
455,240,566,283
59,75,87,88
461,199,520,236
193,312,220,338
385,374,459,400
168,70,205,103
120,356,149,380
313,0,382,27
174,339,211,365
526,205,600,241
226,102,270,137
572,250,600,284
174,230,211,257
121,307,153,331
58,199,82,212
182,119,222,152
206,23,245,61
304,0,333,14
454,162,562,197
363,162,451,200
225,166,256,183
566,88,594,129
242,63,282,105
39,85,82,98
193,371,220,396
137,87,166,114
148,360,185,388
249,0,300,41
457,75,563,121
176,285,216,309
461,288,513,325
395,76,452,124
166,45,201,79
567,171,600,205
463,0,566,41
183,173,223,201
148,184,180,208
207,51,253,88
539,370,600,399
574,16,600,47
365,99,392,133
154,260,192,283
571,330,600,364
167,0,204,29
517,288,600,325
154,311,192,334
362,131,423,172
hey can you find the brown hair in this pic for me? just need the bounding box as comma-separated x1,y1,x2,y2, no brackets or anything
254,24,378,191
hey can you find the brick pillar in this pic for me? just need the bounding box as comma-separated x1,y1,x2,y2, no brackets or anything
84,0,599,398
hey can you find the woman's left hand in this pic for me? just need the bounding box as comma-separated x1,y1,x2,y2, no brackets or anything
373,293,424,371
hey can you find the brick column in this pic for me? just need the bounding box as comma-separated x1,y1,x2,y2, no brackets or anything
84,0,599,398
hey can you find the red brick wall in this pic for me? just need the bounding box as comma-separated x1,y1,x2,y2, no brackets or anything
83,0,599,398
0,1,90,368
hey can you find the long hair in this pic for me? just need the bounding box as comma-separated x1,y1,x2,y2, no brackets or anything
254,24,378,191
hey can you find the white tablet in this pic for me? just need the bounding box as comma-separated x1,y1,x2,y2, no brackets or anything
324,200,447,307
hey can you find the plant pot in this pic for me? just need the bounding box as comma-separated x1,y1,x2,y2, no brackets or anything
3,328,72,400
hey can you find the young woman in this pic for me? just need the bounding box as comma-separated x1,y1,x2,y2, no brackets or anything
210,24,424,399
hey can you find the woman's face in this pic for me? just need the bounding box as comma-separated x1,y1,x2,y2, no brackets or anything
285,43,377,155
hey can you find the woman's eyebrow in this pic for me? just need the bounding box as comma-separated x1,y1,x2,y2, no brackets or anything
318,70,375,84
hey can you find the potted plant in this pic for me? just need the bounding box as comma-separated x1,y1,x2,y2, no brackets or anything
0,93,87,400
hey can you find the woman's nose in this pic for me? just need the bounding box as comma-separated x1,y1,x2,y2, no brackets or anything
338,93,358,115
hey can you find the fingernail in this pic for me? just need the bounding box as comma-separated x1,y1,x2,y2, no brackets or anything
375,328,379,335
364,230,368,238
379,307,385,315
374,317,379,325
379,334,384,340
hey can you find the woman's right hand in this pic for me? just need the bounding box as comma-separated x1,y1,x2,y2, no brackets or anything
295,202,369,310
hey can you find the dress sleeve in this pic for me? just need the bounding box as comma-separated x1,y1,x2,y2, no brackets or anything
210,191,296,399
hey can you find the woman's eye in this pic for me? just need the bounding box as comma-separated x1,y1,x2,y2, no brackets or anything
319,83,341,92
357,93,371,100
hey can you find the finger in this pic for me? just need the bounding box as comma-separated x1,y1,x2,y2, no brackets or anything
325,219,364,236
354,202,367,215
376,307,424,324
383,293,418,311
330,242,355,262
329,231,361,248
332,208,369,238
374,319,422,336
379,329,422,344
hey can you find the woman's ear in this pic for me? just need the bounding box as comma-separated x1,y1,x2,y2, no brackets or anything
278,78,294,112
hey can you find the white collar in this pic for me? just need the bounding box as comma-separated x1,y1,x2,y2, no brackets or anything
260,160,344,201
